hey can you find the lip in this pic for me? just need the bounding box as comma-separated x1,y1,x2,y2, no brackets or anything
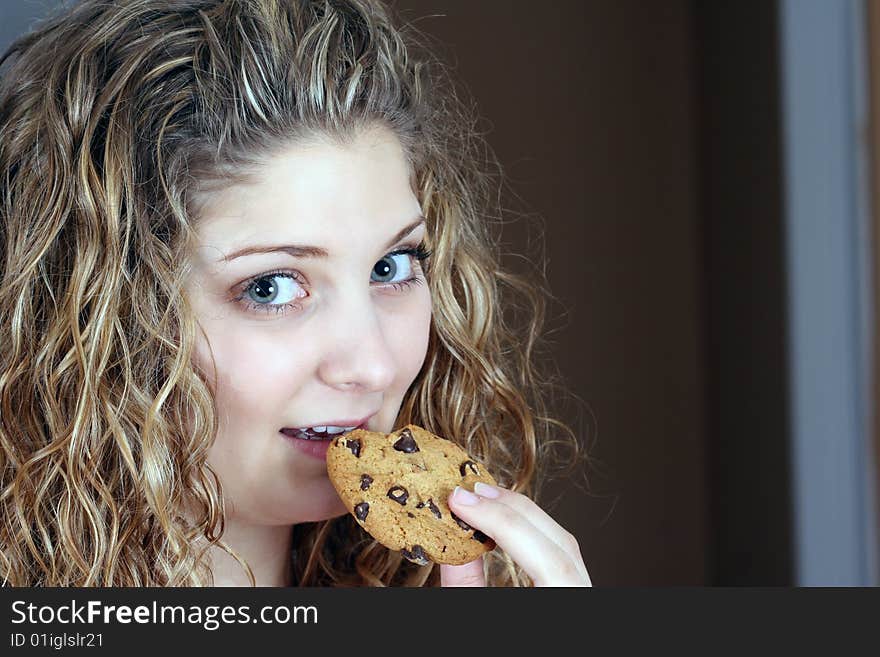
280,414,376,433
279,414,376,462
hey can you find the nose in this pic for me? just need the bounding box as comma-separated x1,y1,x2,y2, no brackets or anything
316,298,396,393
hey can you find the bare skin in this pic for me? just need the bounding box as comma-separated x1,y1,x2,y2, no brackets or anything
442,483,592,587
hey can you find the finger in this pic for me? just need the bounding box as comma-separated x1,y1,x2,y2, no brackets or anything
440,556,486,587
471,482,590,580
448,486,590,587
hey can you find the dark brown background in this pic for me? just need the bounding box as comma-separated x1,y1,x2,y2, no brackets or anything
392,0,792,586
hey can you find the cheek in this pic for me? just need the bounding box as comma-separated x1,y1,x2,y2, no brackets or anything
192,322,312,425
392,287,432,382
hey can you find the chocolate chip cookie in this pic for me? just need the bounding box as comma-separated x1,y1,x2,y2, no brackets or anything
326,424,498,566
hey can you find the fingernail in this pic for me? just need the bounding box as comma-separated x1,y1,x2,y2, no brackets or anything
474,482,501,499
452,486,480,506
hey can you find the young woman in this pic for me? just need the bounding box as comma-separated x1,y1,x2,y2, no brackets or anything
0,0,591,587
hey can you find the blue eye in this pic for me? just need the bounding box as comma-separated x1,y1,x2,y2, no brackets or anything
234,242,432,318
237,271,307,314
371,253,413,284
246,273,305,304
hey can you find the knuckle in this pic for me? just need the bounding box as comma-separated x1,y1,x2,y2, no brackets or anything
562,530,581,552
493,501,521,527
551,557,582,583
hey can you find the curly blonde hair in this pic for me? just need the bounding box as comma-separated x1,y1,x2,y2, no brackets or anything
0,0,584,586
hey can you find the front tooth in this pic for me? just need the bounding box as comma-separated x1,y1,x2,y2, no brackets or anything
325,426,347,434
311,426,327,432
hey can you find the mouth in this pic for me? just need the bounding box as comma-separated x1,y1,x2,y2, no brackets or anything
279,416,372,441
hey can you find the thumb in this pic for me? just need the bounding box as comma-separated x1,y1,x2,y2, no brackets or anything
440,556,486,587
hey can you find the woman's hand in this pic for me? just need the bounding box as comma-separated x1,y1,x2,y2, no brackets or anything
440,482,592,587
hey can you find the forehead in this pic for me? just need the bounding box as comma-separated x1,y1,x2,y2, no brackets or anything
191,126,422,258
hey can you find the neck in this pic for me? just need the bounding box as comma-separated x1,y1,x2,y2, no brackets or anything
208,520,293,587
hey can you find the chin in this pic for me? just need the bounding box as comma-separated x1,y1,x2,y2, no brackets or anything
289,481,350,524
295,499,349,524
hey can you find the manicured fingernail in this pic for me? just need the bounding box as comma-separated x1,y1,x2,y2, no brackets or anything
474,482,501,499
452,486,480,506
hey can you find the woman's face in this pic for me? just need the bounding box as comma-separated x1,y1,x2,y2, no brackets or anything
184,125,432,527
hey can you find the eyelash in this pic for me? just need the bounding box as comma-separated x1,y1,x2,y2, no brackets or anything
233,242,433,316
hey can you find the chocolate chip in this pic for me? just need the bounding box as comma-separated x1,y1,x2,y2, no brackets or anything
451,512,472,531
393,428,419,453
426,498,441,519
387,485,409,505
472,530,490,544
360,474,373,491
346,438,362,458
460,460,479,476
401,545,430,565
407,512,415,518
415,502,424,509
354,502,369,521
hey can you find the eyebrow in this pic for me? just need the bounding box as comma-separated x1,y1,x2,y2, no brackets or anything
220,216,426,262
